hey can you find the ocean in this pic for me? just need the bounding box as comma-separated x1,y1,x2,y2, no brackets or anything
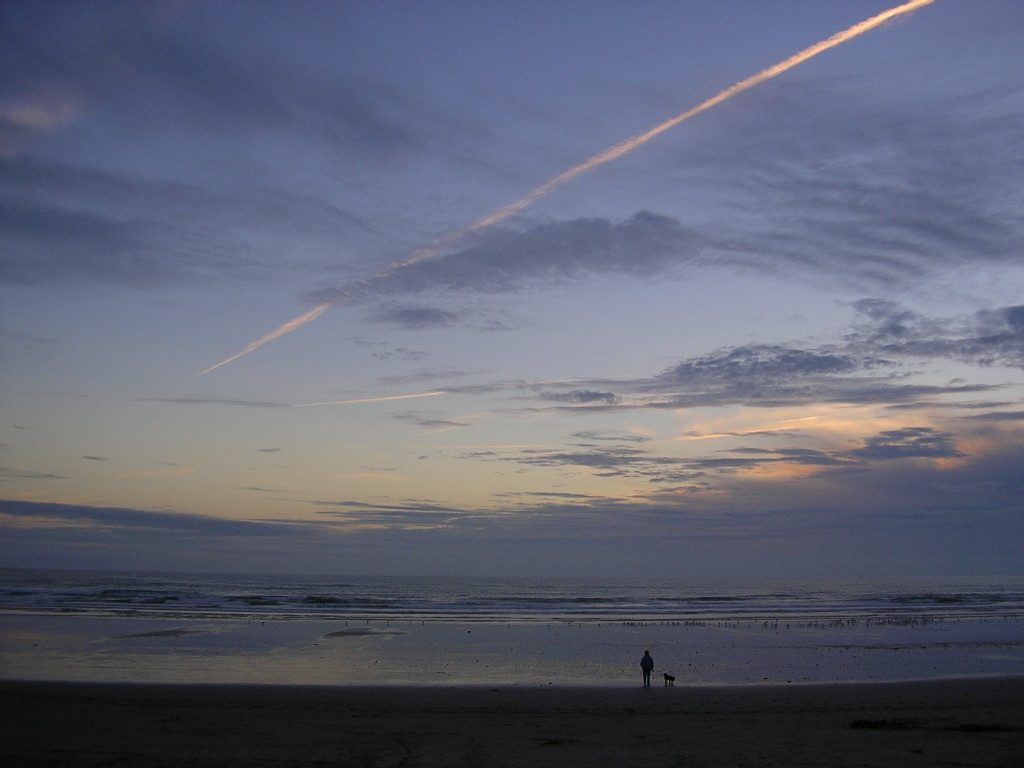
2,569,1023,686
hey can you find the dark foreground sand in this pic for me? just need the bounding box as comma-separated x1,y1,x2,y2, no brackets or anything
2,678,1022,767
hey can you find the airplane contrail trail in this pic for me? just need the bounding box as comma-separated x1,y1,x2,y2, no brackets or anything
291,391,448,407
198,303,330,377
198,0,937,376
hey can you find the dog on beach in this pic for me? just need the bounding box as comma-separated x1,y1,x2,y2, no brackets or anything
663,673,675,685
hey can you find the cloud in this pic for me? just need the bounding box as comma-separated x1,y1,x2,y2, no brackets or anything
519,301,1023,413
372,306,462,329
0,3,418,157
302,498,474,529
0,1,429,288
572,430,652,444
393,411,475,432
847,427,963,461
483,420,1024,527
310,212,704,302
506,444,711,484
0,499,297,536
4,4,1019,305
0,498,349,573
143,397,289,409
546,390,618,406
843,300,1024,370
491,439,847,485
682,82,1024,288
668,346,861,380
0,98,80,155
292,79,1024,311
0,156,360,287
0,466,67,480
965,410,1024,423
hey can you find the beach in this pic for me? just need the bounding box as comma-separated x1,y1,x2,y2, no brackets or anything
4,610,1023,687
3,572,1023,764
2,678,1022,767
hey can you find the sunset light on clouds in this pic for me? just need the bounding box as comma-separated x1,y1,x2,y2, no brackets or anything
1,1,1022,578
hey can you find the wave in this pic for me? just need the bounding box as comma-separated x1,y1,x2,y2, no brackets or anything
2,569,1023,624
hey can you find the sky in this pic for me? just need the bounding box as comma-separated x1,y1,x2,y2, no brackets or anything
1,0,1022,579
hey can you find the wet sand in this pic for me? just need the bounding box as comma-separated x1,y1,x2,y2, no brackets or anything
2,677,1022,767
5,612,1023,687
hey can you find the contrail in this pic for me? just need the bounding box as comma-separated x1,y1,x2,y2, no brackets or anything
197,303,330,376
291,391,447,407
198,0,937,376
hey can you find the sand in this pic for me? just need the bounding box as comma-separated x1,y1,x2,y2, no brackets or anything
2,678,1021,767
6,612,1023,687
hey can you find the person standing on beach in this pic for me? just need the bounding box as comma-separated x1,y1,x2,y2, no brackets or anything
640,650,654,687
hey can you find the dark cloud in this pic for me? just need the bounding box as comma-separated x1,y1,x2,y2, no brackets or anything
521,301,1023,413
497,440,849,484
665,345,862,382
372,306,462,329
306,498,463,513
999,305,1024,334
82,455,107,461
572,430,652,444
0,499,297,536
0,194,162,287
303,498,473,528
4,430,1022,575
310,212,703,302
0,157,360,287
485,422,1018,519
546,390,618,406
533,359,984,412
848,300,1024,369
393,412,473,431
848,427,963,461
964,410,1024,423
513,445,682,479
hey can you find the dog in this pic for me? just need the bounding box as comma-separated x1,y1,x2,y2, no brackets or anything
663,672,675,685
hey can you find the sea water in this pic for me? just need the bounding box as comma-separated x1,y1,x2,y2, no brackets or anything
2,569,1022,686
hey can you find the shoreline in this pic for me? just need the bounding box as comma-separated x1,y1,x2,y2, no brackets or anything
4,611,1022,687
3,677,1022,767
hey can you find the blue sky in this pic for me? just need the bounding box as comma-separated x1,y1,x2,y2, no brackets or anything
2,0,1022,578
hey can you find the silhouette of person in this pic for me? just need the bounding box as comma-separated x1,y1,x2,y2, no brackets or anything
640,650,654,687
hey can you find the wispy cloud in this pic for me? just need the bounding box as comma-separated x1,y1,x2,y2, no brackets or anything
371,306,462,329
111,466,196,480
848,426,963,460
311,212,703,301
520,301,1023,413
0,466,67,480
1,3,421,157
0,499,294,535
143,397,290,409
0,156,366,287
292,391,447,408
302,498,475,529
